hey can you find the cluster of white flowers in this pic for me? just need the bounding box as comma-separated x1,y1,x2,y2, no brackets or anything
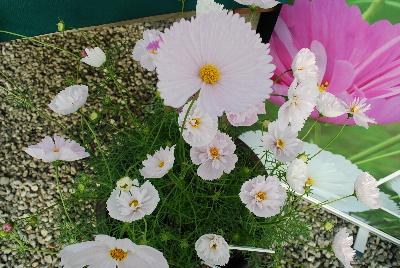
19,1,385,267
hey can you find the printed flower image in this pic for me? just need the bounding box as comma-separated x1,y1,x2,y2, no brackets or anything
1,0,400,267
270,0,400,125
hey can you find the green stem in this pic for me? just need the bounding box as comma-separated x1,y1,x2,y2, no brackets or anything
304,194,354,212
80,114,112,181
362,0,384,22
355,149,400,165
54,164,73,224
143,218,148,242
309,124,346,160
0,30,79,60
349,133,400,161
178,97,197,161
106,69,137,124
302,119,318,140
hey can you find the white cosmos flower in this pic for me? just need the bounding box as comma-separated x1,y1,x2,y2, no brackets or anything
354,172,380,209
286,158,308,194
332,228,355,268
239,175,287,217
316,91,346,118
291,48,319,83
195,234,230,266
261,120,303,163
59,234,168,268
48,85,88,115
140,145,175,178
226,102,265,127
156,11,275,116
234,0,280,9
116,177,139,192
132,29,163,71
24,134,89,162
190,131,238,181
178,100,218,147
344,98,376,128
278,80,318,132
196,0,224,15
81,47,106,68
107,181,160,222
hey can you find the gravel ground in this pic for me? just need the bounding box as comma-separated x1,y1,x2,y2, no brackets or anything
0,16,399,268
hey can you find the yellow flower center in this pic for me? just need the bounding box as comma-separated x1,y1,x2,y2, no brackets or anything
120,183,129,190
255,191,266,201
319,81,329,92
297,66,305,71
276,139,285,150
149,49,157,54
159,160,165,167
129,199,140,208
210,242,218,250
53,148,60,152
189,118,201,128
305,177,314,186
351,105,359,113
209,147,220,159
199,64,220,85
109,248,128,262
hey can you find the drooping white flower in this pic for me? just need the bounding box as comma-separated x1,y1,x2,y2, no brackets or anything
48,85,88,115
59,234,168,268
178,100,218,147
286,158,308,194
332,228,355,268
261,121,303,163
132,29,163,71
107,181,160,222
195,234,230,266
196,0,224,15
316,91,346,118
344,98,376,128
116,176,138,192
239,175,287,217
24,134,89,162
354,172,380,209
190,132,238,180
140,145,175,178
81,47,106,68
234,0,280,9
278,80,318,131
156,11,275,116
291,48,319,83
226,102,265,127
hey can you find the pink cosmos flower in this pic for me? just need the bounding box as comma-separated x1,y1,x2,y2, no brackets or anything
156,11,275,116
190,131,238,180
239,175,287,218
226,102,265,127
132,29,163,71
270,0,400,125
24,134,89,162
